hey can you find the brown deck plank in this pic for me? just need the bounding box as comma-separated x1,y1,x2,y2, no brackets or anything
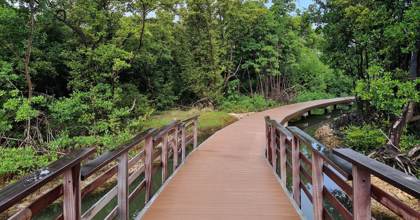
140,97,353,220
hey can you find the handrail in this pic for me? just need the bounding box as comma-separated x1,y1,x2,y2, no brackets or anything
288,126,352,180
265,100,420,220
334,148,420,198
0,116,199,219
270,120,293,141
81,128,155,180
182,115,199,124
152,120,179,141
0,148,95,213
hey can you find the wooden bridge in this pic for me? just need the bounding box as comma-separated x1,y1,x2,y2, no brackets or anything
1,97,419,220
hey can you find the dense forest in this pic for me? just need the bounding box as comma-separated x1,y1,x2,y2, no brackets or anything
0,0,419,178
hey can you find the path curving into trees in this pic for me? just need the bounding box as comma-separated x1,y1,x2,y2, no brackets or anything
139,97,354,220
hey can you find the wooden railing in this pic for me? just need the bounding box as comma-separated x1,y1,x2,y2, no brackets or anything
0,115,199,220
265,117,420,220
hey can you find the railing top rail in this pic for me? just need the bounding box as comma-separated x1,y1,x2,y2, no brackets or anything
334,148,420,198
79,115,201,180
0,148,95,213
152,120,179,141
81,128,155,180
182,115,199,124
288,126,353,180
270,119,293,141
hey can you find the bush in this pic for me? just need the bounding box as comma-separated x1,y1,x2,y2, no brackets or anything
294,91,335,103
0,147,54,176
342,124,386,153
400,135,420,152
48,131,134,152
220,95,276,113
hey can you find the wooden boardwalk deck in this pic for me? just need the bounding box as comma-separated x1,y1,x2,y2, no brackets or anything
140,98,353,220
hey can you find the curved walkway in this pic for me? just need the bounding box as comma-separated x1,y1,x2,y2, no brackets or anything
140,97,353,220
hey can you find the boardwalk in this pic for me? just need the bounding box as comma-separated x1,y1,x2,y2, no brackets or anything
2,97,418,220
140,98,353,220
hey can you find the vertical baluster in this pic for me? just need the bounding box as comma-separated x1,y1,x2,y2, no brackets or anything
193,119,198,148
162,133,169,182
173,126,179,170
117,153,128,220
270,126,277,170
145,134,153,203
312,151,324,220
279,133,287,186
181,124,186,162
63,164,81,220
292,136,301,206
352,166,371,220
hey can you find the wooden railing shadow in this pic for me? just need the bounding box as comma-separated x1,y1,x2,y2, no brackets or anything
0,116,199,220
265,116,420,220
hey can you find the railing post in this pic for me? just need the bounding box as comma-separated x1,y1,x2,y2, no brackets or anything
279,133,287,186
181,124,186,162
63,164,81,220
193,118,198,148
173,126,179,170
145,134,153,203
312,151,324,220
270,127,277,170
352,165,371,220
117,153,129,220
291,136,301,206
264,117,270,159
266,123,272,162
162,133,169,182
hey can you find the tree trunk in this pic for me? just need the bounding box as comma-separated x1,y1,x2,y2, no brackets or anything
409,40,419,79
24,0,36,139
407,40,419,123
247,70,253,96
138,4,147,52
25,0,35,101
388,104,409,147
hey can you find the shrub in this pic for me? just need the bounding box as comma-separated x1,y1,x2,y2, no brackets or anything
48,131,134,152
294,91,335,103
342,124,386,153
400,135,420,152
0,147,54,176
355,66,420,116
220,95,276,113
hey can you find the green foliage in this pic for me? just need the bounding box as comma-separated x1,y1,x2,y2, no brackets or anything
355,66,420,116
400,135,420,153
0,147,54,176
343,125,387,153
48,131,133,152
294,91,335,103
220,95,276,113
220,80,277,113
0,0,357,181
316,0,419,80
343,124,420,154
140,109,236,132
65,44,133,90
0,61,47,135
